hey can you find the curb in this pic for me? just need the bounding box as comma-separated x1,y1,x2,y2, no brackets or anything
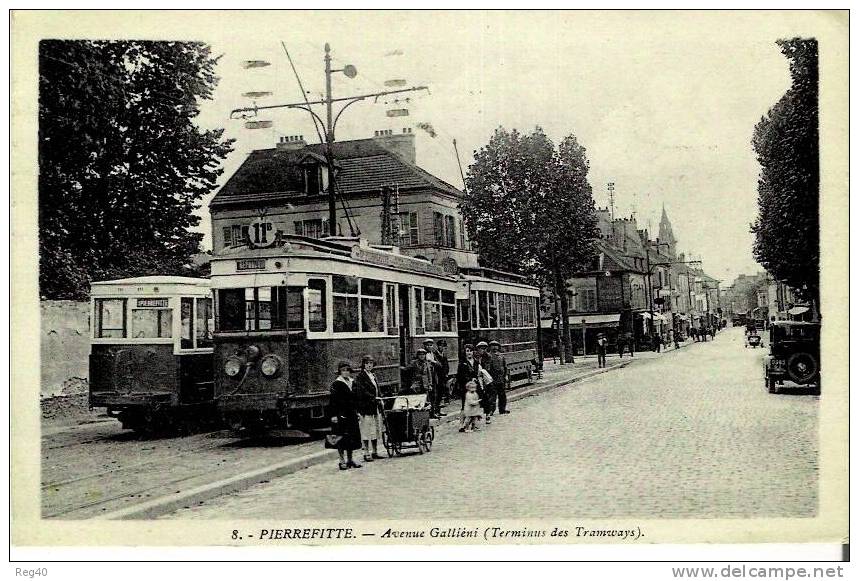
104,360,633,520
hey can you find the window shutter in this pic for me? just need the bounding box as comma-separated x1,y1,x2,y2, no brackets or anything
222,227,232,248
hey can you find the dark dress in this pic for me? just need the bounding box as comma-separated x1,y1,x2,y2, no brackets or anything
329,377,361,451
354,370,382,416
456,357,484,410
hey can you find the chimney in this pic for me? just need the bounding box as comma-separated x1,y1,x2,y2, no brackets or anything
373,127,416,165
276,135,307,151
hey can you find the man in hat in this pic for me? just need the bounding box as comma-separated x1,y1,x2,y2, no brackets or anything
436,339,451,405
486,340,510,415
422,338,445,417
596,333,607,368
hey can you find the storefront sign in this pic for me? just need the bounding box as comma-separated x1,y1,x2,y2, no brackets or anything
136,298,169,308
237,258,266,271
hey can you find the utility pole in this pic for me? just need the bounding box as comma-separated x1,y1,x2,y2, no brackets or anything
231,43,429,236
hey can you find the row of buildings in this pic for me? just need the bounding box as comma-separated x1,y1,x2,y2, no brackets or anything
207,128,724,356
722,271,812,326
554,206,722,355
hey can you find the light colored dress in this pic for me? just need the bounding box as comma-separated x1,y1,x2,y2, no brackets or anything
358,370,385,441
463,390,482,418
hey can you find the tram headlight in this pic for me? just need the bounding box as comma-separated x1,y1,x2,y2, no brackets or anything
260,355,282,378
224,356,243,378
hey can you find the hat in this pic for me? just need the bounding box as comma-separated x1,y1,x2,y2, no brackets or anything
476,341,489,348
415,348,427,355
423,338,435,345
597,333,605,338
488,340,501,347
337,361,354,372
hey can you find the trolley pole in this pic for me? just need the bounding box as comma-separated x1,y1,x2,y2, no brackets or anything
230,43,430,237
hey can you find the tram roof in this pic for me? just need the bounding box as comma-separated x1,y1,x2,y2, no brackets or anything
91,276,209,286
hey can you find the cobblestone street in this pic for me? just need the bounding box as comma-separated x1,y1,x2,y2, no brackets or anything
172,327,818,520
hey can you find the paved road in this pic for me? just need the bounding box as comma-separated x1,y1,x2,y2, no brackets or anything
171,328,818,519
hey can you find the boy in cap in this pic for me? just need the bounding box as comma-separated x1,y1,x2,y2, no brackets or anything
487,340,510,415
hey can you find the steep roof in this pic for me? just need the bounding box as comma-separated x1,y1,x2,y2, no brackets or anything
210,137,462,208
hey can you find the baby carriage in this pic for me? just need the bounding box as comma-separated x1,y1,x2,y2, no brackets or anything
379,394,435,456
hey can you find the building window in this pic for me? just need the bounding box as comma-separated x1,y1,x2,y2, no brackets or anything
581,289,597,312
433,212,445,246
459,218,466,250
304,165,330,195
224,225,250,249
398,212,419,247
294,218,329,239
95,298,126,338
445,215,456,248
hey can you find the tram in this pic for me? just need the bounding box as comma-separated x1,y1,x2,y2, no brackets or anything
210,235,540,433
88,276,215,432
456,268,541,387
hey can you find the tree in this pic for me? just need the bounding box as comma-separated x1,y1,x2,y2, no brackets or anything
460,127,599,362
39,40,234,299
751,38,818,307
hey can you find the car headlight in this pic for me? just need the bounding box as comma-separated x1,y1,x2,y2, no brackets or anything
260,355,282,378
224,356,243,378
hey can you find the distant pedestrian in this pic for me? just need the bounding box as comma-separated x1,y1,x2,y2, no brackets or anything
456,344,484,410
404,348,434,400
329,361,362,471
626,332,635,357
459,380,483,433
596,333,607,368
617,334,626,358
423,339,444,417
436,339,451,406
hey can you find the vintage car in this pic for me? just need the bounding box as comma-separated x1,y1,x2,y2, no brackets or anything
763,321,820,394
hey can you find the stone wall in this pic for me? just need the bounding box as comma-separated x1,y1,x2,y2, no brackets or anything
41,300,90,399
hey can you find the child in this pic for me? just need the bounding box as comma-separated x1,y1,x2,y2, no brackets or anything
459,380,483,433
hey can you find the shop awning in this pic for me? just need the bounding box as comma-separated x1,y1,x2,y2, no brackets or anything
540,313,621,328
788,305,810,316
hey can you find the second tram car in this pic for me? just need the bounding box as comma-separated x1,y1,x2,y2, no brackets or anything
88,276,215,432
210,235,541,433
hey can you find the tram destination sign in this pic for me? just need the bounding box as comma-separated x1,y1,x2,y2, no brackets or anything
237,258,267,271
136,298,169,308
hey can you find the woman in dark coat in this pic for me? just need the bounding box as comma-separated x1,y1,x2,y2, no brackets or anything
329,361,362,470
456,344,484,410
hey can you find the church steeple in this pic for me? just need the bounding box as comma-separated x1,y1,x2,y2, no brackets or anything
658,204,677,257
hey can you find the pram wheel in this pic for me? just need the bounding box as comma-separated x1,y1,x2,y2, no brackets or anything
423,426,434,452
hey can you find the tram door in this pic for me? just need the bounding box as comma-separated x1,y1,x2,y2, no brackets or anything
398,284,411,367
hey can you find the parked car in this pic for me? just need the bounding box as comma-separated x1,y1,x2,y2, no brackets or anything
763,321,820,394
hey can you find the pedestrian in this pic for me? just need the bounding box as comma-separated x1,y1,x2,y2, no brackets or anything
596,333,607,368
674,331,681,350
355,355,385,463
487,340,510,414
617,334,626,358
626,332,635,357
475,341,497,423
404,348,434,404
654,334,662,353
423,339,446,417
329,361,362,471
456,343,484,411
458,380,483,433
710,326,716,340
436,339,451,407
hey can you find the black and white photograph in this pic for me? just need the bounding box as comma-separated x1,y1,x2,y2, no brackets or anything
10,8,848,558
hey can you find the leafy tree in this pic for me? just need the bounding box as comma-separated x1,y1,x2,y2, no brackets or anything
461,127,599,362
39,40,233,299
751,38,818,306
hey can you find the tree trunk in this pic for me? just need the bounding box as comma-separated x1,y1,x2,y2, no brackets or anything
552,283,566,365
555,264,574,363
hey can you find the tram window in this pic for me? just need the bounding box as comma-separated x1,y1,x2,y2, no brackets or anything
442,290,455,304
181,298,194,348
218,289,246,332
361,296,384,332
307,279,327,332
385,284,397,331
196,298,213,347
95,298,126,338
442,304,456,332
257,287,272,330
470,291,478,326
131,308,172,339
457,299,470,323
334,296,359,332
244,288,258,331
499,294,509,328
425,302,441,332
286,287,304,328
413,288,424,332
425,288,440,302
361,278,383,297
478,291,489,329
333,275,359,294
488,292,498,328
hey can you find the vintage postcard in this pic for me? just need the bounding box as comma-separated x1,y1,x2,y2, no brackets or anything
10,9,848,557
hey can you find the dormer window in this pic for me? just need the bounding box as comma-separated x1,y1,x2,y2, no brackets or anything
304,165,330,195
298,153,335,196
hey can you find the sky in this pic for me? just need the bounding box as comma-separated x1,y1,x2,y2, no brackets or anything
188,10,805,284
